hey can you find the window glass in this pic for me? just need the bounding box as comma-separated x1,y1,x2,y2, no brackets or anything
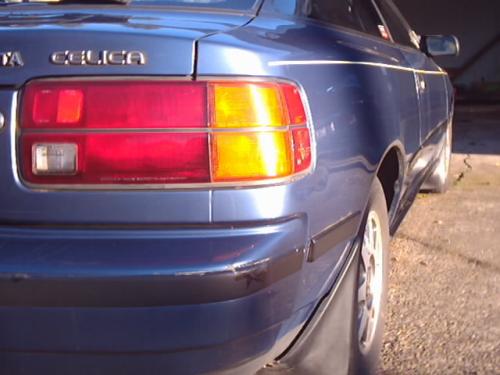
375,0,414,47
263,0,395,41
300,0,389,39
352,0,386,38
304,0,361,30
264,0,299,15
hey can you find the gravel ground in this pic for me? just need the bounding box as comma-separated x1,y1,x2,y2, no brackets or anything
380,110,500,375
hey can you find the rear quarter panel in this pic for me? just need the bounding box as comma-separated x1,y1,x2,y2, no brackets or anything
197,14,421,304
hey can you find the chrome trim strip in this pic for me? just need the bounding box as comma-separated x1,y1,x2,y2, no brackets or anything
268,60,448,76
22,125,306,134
10,91,21,188
24,76,193,82
22,171,312,192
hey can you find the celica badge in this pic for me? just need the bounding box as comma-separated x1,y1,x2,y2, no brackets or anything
0,51,24,67
50,50,146,66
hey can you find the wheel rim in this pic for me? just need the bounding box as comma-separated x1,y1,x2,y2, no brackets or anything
357,210,384,353
436,125,452,181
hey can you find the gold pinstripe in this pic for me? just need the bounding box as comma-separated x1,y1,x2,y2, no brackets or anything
268,60,448,76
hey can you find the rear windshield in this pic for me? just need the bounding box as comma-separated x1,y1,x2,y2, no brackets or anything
134,0,259,11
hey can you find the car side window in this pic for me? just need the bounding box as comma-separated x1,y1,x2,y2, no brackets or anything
374,0,415,48
353,0,388,39
302,0,389,39
304,0,362,30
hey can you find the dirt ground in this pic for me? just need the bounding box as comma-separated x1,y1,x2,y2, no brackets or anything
380,106,500,375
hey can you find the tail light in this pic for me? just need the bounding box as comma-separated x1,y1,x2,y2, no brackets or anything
19,79,313,187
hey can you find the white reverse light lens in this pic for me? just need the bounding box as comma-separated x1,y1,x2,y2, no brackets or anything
33,143,77,175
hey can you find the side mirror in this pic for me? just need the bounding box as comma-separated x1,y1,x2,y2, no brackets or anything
421,35,460,57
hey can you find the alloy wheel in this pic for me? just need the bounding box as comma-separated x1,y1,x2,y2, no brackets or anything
436,125,452,182
357,210,384,353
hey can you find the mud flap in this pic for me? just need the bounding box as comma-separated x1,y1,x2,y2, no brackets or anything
259,242,359,375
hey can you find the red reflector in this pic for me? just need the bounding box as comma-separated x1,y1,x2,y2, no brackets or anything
281,84,307,125
292,128,312,173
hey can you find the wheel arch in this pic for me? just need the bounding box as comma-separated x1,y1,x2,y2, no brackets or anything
374,141,406,219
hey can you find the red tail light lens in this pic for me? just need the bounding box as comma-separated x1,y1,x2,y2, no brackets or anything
20,79,312,187
24,81,207,129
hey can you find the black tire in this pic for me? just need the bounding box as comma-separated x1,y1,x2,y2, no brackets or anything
423,122,452,194
351,178,390,375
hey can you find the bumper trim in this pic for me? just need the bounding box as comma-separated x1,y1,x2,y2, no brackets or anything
307,211,360,262
0,217,308,308
0,249,304,308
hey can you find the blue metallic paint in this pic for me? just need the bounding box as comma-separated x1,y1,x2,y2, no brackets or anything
0,2,453,374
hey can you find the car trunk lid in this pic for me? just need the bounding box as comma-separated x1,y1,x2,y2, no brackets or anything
0,7,253,85
0,7,253,225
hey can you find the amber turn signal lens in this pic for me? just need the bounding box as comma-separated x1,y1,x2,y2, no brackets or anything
212,132,293,181
210,81,311,182
211,83,288,128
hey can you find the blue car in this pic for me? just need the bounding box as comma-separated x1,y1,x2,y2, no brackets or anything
0,0,458,374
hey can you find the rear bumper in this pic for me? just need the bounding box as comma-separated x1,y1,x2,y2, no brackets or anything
0,218,313,374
